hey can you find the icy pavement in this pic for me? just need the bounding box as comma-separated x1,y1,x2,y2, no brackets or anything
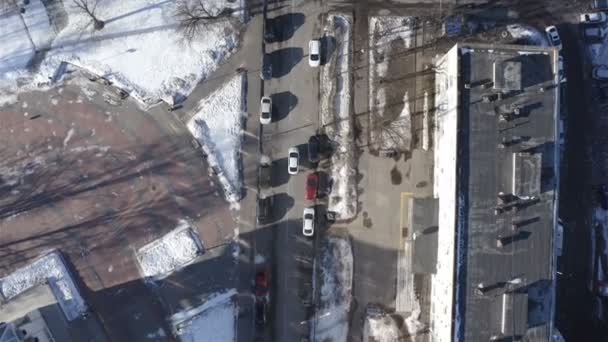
363,313,400,342
187,73,246,204
0,251,87,321
136,220,205,279
320,14,358,220
0,0,242,106
313,235,353,342
171,289,237,342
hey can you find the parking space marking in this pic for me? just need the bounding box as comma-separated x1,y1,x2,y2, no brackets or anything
399,192,413,249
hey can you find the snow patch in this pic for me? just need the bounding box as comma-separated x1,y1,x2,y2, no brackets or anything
187,73,245,203
0,251,87,321
320,14,358,220
136,220,205,279
0,0,241,107
363,314,400,342
506,24,548,47
171,289,237,342
254,254,266,265
313,235,353,342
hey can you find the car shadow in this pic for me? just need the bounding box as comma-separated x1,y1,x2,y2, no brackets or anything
270,91,298,122
271,158,290,187
265,13,305,43
319,35,337,66
269,47,303,78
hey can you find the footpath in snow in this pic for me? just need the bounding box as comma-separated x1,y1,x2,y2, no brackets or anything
0,0,242,107
313,235,353,342
0,251,87,321
320,13,358,221
136,220,205,280
187,73,246,204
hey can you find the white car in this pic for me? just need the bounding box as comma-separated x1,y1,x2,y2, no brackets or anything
545,26,562,50
593,65,608,80
260,96,272,125
581,12,607,24
309,40,320,67
302,207,315,237
288,147,299,175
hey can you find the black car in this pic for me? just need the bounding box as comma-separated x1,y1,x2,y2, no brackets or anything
260,155,271,188
257,196,273,223
261,54,272,80
308,135,320,163
255,298,267,327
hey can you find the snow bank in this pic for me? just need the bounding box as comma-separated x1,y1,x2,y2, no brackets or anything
171,289,237,342
320,14,358,220
0,251,87,321
506,24,548,47
313,235,353,342
187,73,245,203
0,0,241,106
368,16,415,152
136,220,205,279
363,314,400,342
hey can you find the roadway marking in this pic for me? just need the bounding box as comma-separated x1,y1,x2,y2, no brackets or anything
399,192,413,249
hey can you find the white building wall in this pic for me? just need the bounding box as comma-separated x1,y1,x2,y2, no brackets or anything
431,44,460,342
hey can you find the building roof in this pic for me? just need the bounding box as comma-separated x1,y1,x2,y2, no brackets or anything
455,43,558,341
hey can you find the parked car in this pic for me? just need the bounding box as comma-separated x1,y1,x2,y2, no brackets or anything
305,173,318,200
593,65,608,80
261,54,272,80
260,96,272,125
592,0,608,10
288,147,299,175
545,26,562,50
581,12,607,24
302,207,315,237
584,26,606,40
308,135,321,163
257,196,273,223
598,185,608,209
255,298,267,327
309,40,321,67
260,155,271,188
264,18,277,43
255,271,269,297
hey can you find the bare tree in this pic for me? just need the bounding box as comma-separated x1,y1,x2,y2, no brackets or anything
174,0,234,42
72,0,104,30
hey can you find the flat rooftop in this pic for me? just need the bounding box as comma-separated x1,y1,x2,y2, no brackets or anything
456,43,559,341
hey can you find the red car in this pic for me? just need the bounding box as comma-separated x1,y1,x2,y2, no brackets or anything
305,173,318,200
255,271,268,298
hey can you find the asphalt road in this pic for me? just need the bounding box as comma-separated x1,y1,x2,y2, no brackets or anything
260,1,323,341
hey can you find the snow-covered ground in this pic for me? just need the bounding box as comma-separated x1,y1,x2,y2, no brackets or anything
171,289,237,342
506,24,548,47
320,14,358,220
136,220,205,279
363,314,400,342
368,16,414,152
0,0,241,106
187,73,245,204
0,251,87,321
313,235,353,342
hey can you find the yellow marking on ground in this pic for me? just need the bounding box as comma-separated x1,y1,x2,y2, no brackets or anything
399,192,413,248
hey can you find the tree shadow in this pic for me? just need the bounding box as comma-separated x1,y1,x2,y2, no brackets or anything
271,158,289,187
